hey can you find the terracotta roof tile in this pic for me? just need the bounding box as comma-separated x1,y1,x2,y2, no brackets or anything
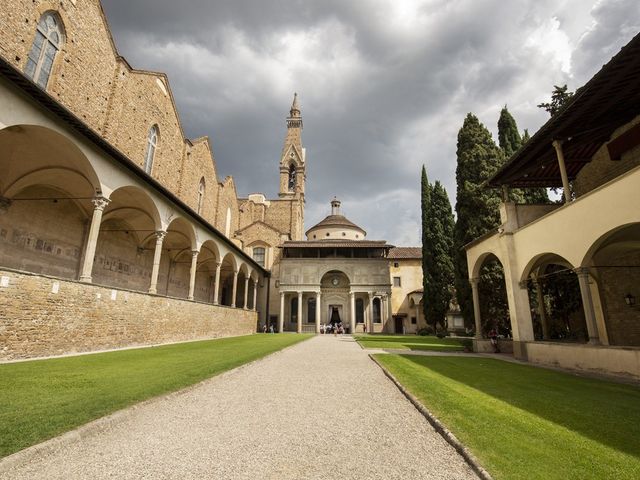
388,247,422,259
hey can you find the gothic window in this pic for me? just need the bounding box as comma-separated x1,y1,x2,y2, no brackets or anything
25,12,63,89
356,299,364,323
143,125,158,174
288,164,296,191
307,298,316,323
197,178,206,214
253,247,265,267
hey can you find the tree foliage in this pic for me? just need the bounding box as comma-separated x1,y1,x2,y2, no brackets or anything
422,176,455,332
453,114,504,328
421,165,432,327
497,106,549,204
537,84,574,117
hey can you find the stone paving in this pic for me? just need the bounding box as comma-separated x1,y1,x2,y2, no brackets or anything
1,335,477,479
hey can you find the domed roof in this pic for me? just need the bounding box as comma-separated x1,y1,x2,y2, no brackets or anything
305,198,367,238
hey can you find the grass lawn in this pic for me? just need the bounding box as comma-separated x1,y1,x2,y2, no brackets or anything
375,355,640,480
0,334,310,459
354,334,465,352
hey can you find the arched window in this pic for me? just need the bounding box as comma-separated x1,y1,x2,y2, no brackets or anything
143,125,158,174
225,207,232,237
253,247,265,267
197,177,206,214
290,297,298,323
373,298,382,324
25,12,63,89
307,298,316,324
356,299,364,323
288,164,296,191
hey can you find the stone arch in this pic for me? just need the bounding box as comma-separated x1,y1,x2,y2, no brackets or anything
218,252,238,306
470,250,506,279
318,267,352,285
580,222,640,346
520,252,575,283
193,239,221,303
0,125,102,280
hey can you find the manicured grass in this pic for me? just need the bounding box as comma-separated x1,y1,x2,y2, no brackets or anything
355,334,465,351
0,334,310,458
375,355,640,480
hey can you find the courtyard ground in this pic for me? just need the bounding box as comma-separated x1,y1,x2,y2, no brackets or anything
0,334,310,458
376,354,640,480
0,335,476,480
355,334,466,351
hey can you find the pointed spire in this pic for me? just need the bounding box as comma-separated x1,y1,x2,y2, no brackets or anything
289,92,301,118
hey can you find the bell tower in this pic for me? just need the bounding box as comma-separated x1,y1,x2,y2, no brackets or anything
279,93,305,200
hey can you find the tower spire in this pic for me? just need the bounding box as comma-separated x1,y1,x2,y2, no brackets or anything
279,93,305,200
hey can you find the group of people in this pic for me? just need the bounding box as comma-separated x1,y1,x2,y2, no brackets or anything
261,323,275,334
320,322,345,335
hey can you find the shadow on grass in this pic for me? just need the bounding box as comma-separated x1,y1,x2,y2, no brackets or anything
402,355,640,459
355,335,464,351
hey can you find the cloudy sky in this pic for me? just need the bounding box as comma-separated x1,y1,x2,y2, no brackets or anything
101,0,639,246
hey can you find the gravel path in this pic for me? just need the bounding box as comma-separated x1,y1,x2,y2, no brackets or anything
2,335,477,479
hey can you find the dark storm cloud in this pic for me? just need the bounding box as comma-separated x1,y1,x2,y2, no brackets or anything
100,0,640,245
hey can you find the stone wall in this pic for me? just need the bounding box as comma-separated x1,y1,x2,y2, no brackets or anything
0,268,257,360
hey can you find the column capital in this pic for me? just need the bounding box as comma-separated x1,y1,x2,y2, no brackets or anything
216,261,222,268
574,267,590,277
469,277,480,286
280,291,286,297
92,196,110,211
551,139,564,149
191,250,200,258
154,230,167,241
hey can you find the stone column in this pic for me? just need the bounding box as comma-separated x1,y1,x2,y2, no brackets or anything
315,291,321,333
552,140,572,204
297,291,303,333
187,250,199,300
532,278,549,340
79,196,110,283
148,231,167,294
576,268,600,344
279,292,285,333
243,277,250,309
349,291,356,334
252,280,258,311
231,270,238,308
213,262,221,305
470,277,482,338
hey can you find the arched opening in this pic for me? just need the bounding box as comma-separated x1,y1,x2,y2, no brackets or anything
218,253,237,306
25,12,65,89
523,253,586,343
373,298,382,324
288,164,296,192
356,298,364,324
235,263,249,308
92,186,161,292
307,297,316,324
197,178,205,215
583,223,640,346
475,254,510,337
320,270,351,329
0,125,100,280
195,240,220,303
290,297,299,325
157,217,196,299
144,125,159,174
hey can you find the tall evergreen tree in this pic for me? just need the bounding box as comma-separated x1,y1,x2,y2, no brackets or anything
421,165,432,328
497,107,549,204
453,114,504,327
522,129,531,143
537,84,574,117
423,180,455,332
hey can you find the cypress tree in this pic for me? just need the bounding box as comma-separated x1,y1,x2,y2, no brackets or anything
423,180,455,332
453,114,504,328
497,106,549,204
421,165,432,329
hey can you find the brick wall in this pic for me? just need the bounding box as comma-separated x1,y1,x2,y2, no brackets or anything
0,268,257,360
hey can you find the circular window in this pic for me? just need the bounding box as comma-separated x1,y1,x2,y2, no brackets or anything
342,232,346,236
326,232,330,237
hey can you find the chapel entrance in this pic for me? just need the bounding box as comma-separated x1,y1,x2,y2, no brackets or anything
329,305,342,325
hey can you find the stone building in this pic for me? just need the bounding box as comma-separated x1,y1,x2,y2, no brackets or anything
0,0,426,359
388,248,426,334
465,32,640,379
278,198,394,334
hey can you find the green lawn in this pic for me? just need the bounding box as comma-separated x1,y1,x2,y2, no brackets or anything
0,334,310,458
375,355,640,480
355,334,465,351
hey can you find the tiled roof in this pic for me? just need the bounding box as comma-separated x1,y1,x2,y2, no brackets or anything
305,215,366,235
281,240,392,248
388,247,422,259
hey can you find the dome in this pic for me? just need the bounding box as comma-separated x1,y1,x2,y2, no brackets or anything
305,198,367,241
